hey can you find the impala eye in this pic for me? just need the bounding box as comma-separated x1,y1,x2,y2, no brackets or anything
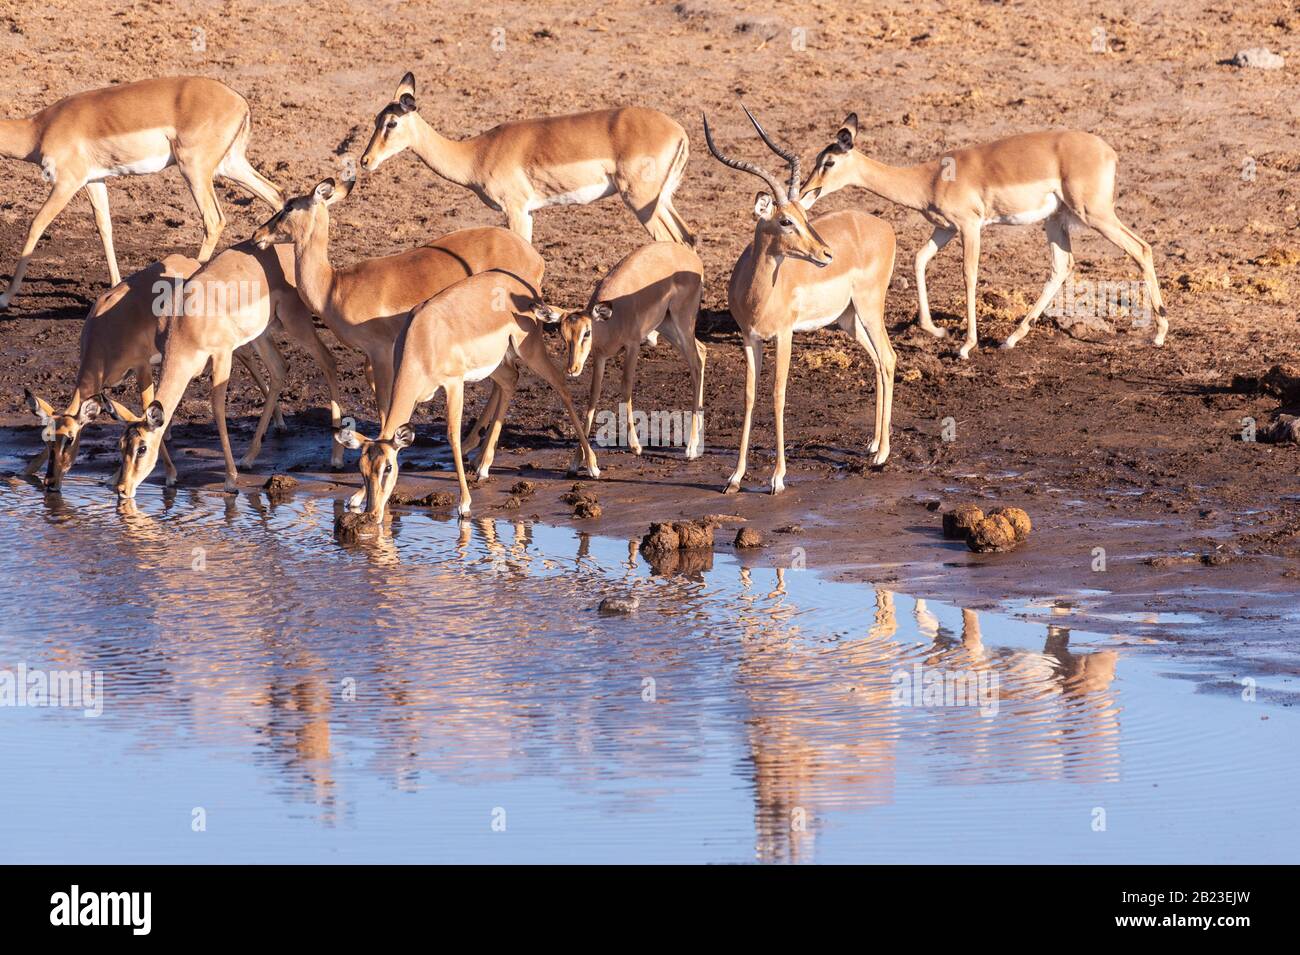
779,217,794,228
135,445,147,457
824,158,835,168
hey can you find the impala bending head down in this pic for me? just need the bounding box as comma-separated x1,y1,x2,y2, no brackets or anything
252,177,355,250
334,424,415,523
24,391,101,492
105,400,167,499
798,112,860,208
555,303,611,378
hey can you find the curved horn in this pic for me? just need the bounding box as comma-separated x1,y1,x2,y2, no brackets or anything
741,103,801,201
701,113,788,204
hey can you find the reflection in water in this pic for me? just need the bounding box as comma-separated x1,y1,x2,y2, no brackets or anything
0,481,1291,864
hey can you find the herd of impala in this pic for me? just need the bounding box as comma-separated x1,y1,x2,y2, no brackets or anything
0,73,1168,521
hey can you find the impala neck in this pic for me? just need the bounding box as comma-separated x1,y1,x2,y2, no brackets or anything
845,152,936,211
154,348,211,428
291,211,338,320
0,117,38,162
409,115,477,187
737,229,789,318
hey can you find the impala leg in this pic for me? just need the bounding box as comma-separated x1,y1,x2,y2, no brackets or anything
277,296,345,467
571,355,607,473
474,365,518,481
24,445,50,477
445,378,472,517
239,336,287,469
504,207,534,244
1005,217,1073,350
726,334,763,494
0,179,81,309
621,346,643,456
234,342,285,431
517,333,600,479
916,226,955,338
850,297,896,466
372,358,395,434
176,156,225,262
209,350,240,492
770,330,793,495
463,383,502,454
958,226,982,360
1085,212,1168,346
83,182,121,286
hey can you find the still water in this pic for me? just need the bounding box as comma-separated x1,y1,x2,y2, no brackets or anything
0,478,1295,863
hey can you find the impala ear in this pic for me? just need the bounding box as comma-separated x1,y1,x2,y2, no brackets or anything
143,401,165,432
392,424,416,450
396,93,417,114
312,178,336,204
591,302,614,321
753,192,775,219
836,113,858,150
333,427,366,450
24,388,55,424
77,397,101,424
330,177,356,204
533,303,563,324
395,71,416,101
98,396,143,424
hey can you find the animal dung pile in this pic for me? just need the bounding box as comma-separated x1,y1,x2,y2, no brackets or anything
334,510,381,543
942,503,985,539
262,474,298,502
942,503,1033,553
389,489,455,507
734,528,763,548
563,483,601,518
639,518,718,575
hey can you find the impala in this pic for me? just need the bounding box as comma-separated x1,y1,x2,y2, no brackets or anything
250,178,543,448
543,241,707,466
0,76,283,308
360,72,694,246
336,270,600,521
109,241,346,499
22,253,304,491
704,106,897,495
799,115,1167,356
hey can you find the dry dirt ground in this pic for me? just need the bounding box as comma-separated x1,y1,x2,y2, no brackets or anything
0,1,1297,646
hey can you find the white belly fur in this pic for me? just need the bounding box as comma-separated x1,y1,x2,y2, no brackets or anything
791,313,841,334
87,154,174,182
463,360,501,383
985,193,1060,227
533,179,616,210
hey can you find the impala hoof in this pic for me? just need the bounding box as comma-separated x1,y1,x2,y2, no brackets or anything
723,482,741,495
924,325,947,339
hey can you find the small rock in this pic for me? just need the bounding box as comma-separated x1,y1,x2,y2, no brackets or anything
967,515,1017,553
598,595,640,614
774,523,804,534
734,528,763,549
1232,48,1284,69
943,504,984,539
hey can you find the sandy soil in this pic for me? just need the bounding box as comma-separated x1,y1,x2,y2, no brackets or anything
1,1,1298,650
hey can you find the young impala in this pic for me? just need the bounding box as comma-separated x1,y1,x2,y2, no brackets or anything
22,253,302,491
799,115,1167,356
704,106,897,495
0,76,283,307
336,270,600,521
250,178,544,440
543,241,707,466
360,72,694,245
109,241,346,499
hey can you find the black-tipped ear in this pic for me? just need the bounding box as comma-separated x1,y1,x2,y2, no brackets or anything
396,71,416,100
397,93,416,114
313,178,336,204
592,302,614,321
836,113,858,150
24,387,55,423
144,401,165,432
392,424,415,450
78,397,101,424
